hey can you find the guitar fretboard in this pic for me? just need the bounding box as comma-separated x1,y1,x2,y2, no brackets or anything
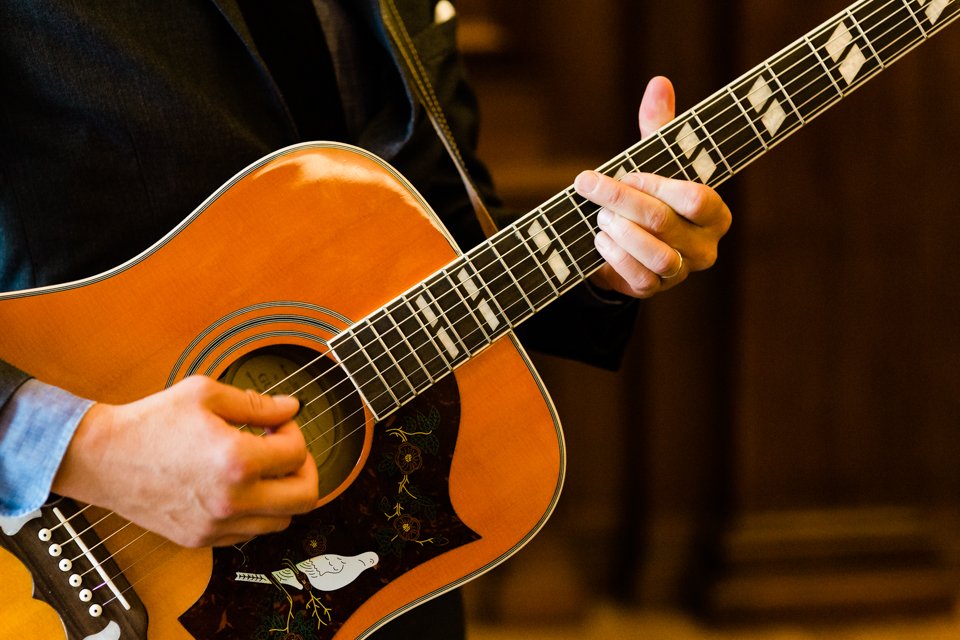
331,0,959,420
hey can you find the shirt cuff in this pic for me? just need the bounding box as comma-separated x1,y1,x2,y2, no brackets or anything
0,379,94,517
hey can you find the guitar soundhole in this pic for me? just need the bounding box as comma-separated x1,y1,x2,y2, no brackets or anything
219,345,365,497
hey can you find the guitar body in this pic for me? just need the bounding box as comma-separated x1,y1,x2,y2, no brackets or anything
0,143,565,639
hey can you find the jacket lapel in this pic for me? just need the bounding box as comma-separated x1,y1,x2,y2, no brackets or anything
206,0,300,141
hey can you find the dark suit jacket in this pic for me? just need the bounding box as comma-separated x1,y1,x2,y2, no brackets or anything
0,0,636,420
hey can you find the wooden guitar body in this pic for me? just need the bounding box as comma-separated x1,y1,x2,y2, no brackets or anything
4,1,959,635
0,143,565,639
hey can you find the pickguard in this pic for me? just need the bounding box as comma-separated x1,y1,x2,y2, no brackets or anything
178,374,478,639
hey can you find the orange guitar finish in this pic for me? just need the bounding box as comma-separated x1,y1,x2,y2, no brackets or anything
0,143,565,639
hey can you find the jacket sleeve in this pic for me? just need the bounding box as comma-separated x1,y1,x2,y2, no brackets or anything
0,360,31,411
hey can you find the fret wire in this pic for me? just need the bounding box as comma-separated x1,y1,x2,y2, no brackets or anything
516,225,561,296
531,204,586,281
644,0,920,184
373,304,433,392
419,277,470,362
330,330,397,417
353,324,410,404
482,240,537,321
358,317,416,400
458,255,512,332
558,190,603,276
361,0,913,388
761,61,807,125
400,290,453,372
389,306,436,386
443,267,493,344
725,86,769,151
902,0,930,36
655,130,693,180
468,258,511,334
466,244,530,326
803,35,847,98
858,0,931,64
692,112,734,175
845,7,886,67
457,255,523,343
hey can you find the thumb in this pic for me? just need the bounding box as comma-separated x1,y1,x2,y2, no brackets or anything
206,383,300,428
639,76,676,139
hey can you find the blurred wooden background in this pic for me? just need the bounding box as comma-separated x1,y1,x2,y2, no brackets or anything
453,0,960,627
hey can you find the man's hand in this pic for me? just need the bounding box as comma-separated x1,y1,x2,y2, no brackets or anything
52,376,319,548
575,76,732,298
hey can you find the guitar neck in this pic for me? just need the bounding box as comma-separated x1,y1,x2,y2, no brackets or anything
331,0,959,420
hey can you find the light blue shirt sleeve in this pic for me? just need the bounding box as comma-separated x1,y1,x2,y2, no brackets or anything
0,379,93,517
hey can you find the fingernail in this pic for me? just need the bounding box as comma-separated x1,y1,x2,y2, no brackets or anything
595,231,611,251
575,170,599,194
274,394,300,410
597,208,612,228
595,231,624,260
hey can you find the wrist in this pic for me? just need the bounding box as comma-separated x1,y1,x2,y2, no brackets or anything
51,402,114,502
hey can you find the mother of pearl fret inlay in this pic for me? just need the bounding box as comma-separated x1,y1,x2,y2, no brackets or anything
825,22,867,85
676,123,718,183
921,0,950,23
416,294,459,358
527,220,572,283
456,268,501,331
748,76,788,136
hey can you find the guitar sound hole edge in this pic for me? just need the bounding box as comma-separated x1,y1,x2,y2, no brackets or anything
218,344,368,500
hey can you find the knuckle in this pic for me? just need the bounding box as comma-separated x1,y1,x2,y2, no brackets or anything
243,388,265,415
206,490,241,521
699,246,719,269
718,205,733,234
177,517,219,548
650,246,677,275
179,375,219,405
212,437,257,484
601,178,625,208
268,516,293,534
682,184,709,218
630,271,662,298
644,204,671,235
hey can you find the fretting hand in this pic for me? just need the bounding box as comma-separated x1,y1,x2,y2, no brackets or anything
575,76,732,298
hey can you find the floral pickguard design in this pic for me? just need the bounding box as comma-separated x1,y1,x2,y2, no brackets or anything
179,375,479,640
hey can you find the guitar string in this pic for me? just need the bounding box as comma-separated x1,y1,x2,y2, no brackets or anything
78,0,934,610
66,509,121,565
44,503,92,536
60,0,919,570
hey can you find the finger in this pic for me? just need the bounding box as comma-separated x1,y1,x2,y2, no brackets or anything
249,420,313,479
575,170,681,240
620,172,727,230
593,235,667,299
207,515,296,547
639,76,676,139
596,211,684,280
206,382,301,428
239,455,319,516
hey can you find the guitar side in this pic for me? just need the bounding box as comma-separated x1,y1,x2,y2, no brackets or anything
0,143,565,639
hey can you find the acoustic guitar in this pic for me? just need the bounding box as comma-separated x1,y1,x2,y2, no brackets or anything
1,0,957,638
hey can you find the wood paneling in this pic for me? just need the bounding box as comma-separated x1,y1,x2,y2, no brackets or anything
461,0,960,624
